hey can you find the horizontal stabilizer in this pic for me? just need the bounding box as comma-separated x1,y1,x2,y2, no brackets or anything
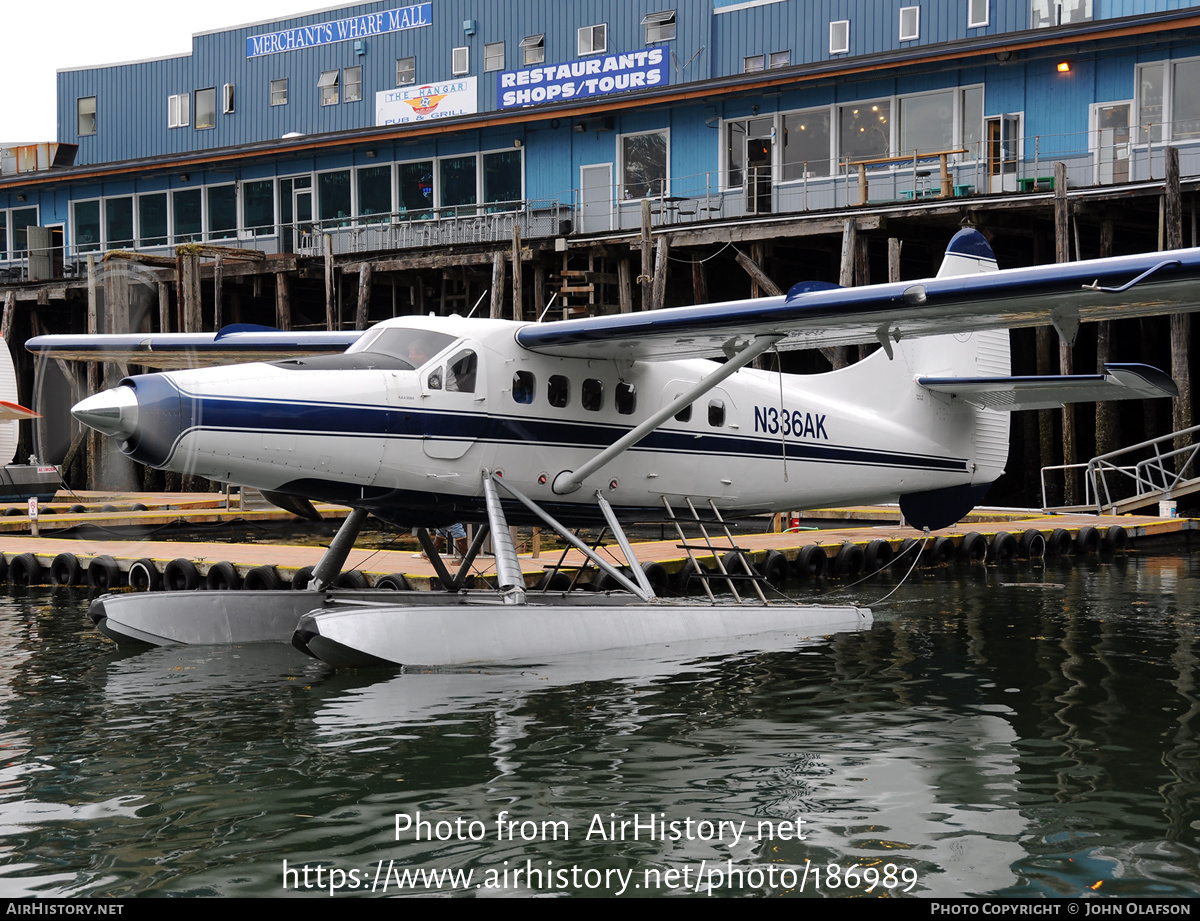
25,329,362,369
918,363,1177,411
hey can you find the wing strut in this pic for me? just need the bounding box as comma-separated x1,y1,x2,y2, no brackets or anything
551,333,784,495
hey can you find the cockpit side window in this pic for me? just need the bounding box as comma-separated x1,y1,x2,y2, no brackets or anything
447,350,477,393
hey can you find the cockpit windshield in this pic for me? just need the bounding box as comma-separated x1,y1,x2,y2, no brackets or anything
345,327,456,368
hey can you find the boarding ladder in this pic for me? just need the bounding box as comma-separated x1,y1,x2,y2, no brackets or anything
1041,423,1200,514
662,497,769,604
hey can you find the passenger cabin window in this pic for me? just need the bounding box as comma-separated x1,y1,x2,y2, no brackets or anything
447,350,477,393
708,400,725,427
548,374,570,408
674,399,692,423
582,378,603,411
616,382,636,415
512,371,535,404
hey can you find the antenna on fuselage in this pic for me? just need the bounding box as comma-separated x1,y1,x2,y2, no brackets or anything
537,292,560,323
465,290,490,320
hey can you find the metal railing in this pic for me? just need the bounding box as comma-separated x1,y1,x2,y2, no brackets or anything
1041,424,1200,514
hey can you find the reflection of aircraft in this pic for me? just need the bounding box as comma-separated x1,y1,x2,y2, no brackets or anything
25,230,1200,665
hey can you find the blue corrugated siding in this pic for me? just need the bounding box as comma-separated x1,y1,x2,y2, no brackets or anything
23,0,1200,254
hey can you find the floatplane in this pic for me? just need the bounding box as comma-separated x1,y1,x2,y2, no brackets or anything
27,229,1200,667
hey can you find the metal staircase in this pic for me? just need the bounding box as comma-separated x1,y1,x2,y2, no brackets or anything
1042,424,1200,514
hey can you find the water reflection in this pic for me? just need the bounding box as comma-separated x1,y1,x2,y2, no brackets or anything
0,556,1197,897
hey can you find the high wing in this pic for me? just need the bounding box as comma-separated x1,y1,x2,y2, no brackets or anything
516,243,1200,361
25,325,361,370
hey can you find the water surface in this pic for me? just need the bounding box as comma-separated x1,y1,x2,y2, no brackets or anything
0,555,1197,897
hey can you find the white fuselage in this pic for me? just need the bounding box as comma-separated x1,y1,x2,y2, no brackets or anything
123,315,1005,524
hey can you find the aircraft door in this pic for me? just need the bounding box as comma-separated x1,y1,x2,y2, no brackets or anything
421,345,484,460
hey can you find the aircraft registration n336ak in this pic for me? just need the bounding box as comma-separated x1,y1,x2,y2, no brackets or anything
24,229,1200,665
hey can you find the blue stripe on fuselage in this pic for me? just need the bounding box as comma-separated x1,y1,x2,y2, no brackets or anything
131,382,967,474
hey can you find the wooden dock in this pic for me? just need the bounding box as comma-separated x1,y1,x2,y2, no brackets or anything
0,494,1190,592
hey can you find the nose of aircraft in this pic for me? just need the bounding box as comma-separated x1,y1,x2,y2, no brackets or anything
72,386,139,439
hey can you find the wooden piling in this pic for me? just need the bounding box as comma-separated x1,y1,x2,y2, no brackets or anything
651,237,669,310
1054,162,1079,506
490,249,505,319
1165,146,1192,469
511,225,523,321
323,234,335,331
355,262,372,330
640,199,652,312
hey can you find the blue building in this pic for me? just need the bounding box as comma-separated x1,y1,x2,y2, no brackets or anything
0,0,1194,274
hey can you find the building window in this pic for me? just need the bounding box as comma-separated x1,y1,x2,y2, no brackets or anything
840,100,891,161
357,165,392,222
1032,0,1092,28
242,180,274,236
900,7,920,41
484,150,523,206
318,170,352,224
969,0,989,27
139,193,168,246
345,66,362,102
441,156,478,211
485,42,504,72
521,35,544,66
783,108,833,179
319,70,339,106
620,130,668,199
769,50,791,69
643,10,676,44
830,20,850,55
396,57,416,85
578,24,606,56
168,93,190,128
77,97,96,136
105,197,134,250
173,188,202,242
194,88,216,129
899,91,954,155
222,83,235,114
398,160,435,214
73,200,101,252
271,78,288,106
744,55,765,73
207,186,237,239
452,47,469,76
